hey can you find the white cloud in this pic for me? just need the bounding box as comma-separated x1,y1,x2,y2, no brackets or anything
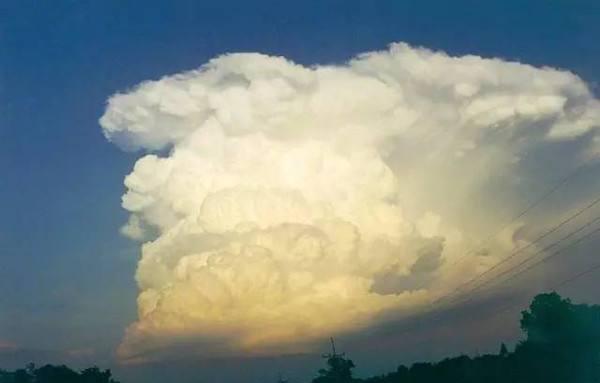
100,42,600,362
120,215,147,241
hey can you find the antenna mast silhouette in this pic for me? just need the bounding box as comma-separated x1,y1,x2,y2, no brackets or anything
324,337,345,359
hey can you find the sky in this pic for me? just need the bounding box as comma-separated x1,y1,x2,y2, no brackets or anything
1,1,600,382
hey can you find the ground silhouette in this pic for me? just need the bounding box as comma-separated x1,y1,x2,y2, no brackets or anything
0,364,119,383
1,292,598,383
312,292,600,383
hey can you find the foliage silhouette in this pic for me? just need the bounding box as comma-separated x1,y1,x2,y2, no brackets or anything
313,346,357,383
314,292,600,383
0,364,119,383
1,292,598,383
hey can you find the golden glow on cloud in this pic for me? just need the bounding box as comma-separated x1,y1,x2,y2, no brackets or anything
100,43,600,362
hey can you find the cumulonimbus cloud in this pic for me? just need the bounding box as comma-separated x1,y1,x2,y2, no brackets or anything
100,43,600,362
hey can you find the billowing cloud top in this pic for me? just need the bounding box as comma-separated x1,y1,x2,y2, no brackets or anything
100,43,600,362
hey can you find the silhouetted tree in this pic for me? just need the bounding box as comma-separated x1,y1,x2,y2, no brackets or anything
499,342,508,357
313,339,356,383
514,291,600,382
0,364,119,383
80,366,118,383
359,292,600,383
13,369,32,383
1,292,599,383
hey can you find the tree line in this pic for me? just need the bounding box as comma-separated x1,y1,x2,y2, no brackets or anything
1,292,599,383
0,365,119,383
313,292,600,383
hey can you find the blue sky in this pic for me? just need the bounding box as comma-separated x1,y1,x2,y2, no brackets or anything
1,1,599,382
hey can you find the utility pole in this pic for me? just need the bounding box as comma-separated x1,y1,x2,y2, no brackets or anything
323,337,345,359
318,337,355,382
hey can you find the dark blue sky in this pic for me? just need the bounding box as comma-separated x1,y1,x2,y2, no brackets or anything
1,0,599,381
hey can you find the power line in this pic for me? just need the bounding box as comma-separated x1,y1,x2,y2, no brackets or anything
453,223,600,307
553,263,600,290
486,224,600,289
399,215,600,354
435,195,600,305
377,251,600,360
405,208,600,332
432,210,600,304
414,214,600,333
480,259,600,320
412,246,600,352
388,163,597,344
448,163,587,268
